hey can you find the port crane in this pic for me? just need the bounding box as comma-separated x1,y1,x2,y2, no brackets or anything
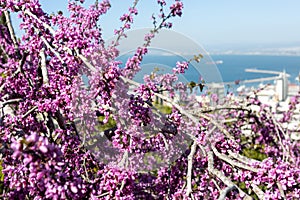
207,69,290,101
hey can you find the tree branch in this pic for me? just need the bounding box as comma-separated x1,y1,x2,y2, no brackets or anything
23,9,55,35
75,49,97,72
82,156,91,183
118,151,129,168
121,76,236,142
207,151,252,200
211,146,259,173
0,98,22,108
218,185,237,200
3,11,18,49
192,111,235,141
39,48,49,85
276,182,286,200
227,150,259,165
250,182,265,200
40,35,65,64
186,141,197,197
189,106,251,115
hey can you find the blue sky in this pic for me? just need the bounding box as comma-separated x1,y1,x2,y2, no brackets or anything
13,0,300,53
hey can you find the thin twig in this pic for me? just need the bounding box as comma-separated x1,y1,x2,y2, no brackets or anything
160,132,169,151
95,191,110,198
22,106,38,118
190,193,195,200
120,179,126,191
111,0,140,47
197,144,207,156
181,181,187,193
82,156,91,182
189,106,251,115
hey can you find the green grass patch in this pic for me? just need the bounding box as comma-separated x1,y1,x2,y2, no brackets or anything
153,103,172,114
242,147,268,161
96,116,117,131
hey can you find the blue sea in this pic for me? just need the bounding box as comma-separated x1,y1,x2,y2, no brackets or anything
211,55,300,84
118,54,300,91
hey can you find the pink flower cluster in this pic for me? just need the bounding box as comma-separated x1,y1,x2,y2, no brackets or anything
0,0,299,199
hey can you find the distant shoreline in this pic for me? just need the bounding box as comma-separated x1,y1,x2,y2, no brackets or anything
210,53,300,57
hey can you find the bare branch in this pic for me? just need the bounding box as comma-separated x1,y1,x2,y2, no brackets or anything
207,151,252,200
120,179,126,191
95,191,110,198
189,106,251,115
3,11,18,49
227,150,259,165
212,179,221,192
186,141,197,197
121,76,236,142
82,156,91,182
218,185,237,200
276,182,286,200
39,48,49,85
250,182,265,200
211,146,259,173
190,193,195,200
40,35,65,64
75,49,97,72
0,98,22,107
118,151,129,168
180,181,187,193
160,132,169,151
197,144,207,157
23,9,56,35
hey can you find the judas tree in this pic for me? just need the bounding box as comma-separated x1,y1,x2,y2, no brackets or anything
0,0,299,199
